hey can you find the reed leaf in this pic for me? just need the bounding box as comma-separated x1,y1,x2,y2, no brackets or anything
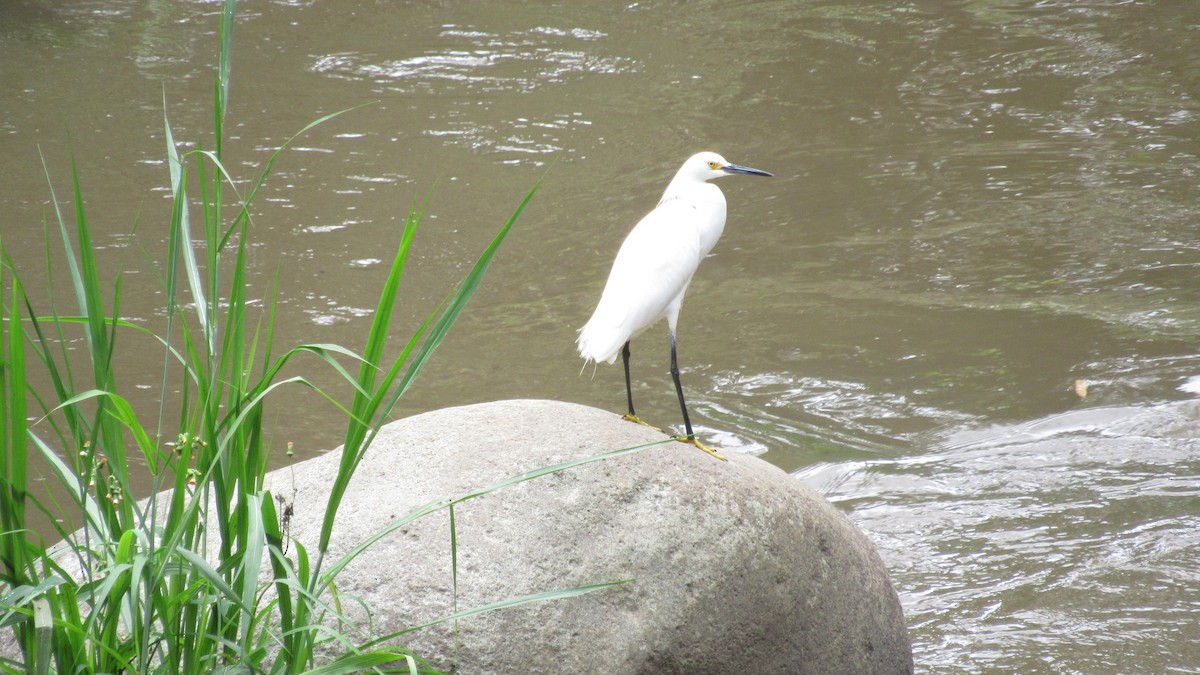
0,1,637,671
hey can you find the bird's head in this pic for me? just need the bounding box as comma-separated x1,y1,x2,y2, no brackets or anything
683,151,774,183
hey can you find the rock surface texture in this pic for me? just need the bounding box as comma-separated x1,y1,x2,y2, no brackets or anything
267,399,913,674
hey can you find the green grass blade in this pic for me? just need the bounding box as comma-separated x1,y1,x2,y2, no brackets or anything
315,439,660,601
392,181,539,404
315,181,539,562
364,580,629,649
433,580,629,626
31,598,51,675
216,0,235,149
6,1,601,667
67,152,113,385
300,649,423,675
173,547,254,617
27,433,108,542
164,96,210,346
2,270,29,579
260,494,296,663
451,439,669,506
237,492,265,652
315,499,449,597
316,201,424,557
36,148,86,343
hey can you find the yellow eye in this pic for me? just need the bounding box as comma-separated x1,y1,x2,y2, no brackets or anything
707,161,721,170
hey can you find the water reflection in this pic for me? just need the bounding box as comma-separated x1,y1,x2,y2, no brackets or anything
312,24,627,90
2,0,1199,672
309,23,630,161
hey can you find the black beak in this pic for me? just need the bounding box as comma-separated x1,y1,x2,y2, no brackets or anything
723,163,773,177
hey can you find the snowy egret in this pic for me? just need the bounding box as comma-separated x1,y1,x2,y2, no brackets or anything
577,151,772,461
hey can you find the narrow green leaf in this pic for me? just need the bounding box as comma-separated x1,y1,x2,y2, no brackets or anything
36,147,87,345
174,547,254,616
315,498,449,597
363,580,630,650
317,201,425,557
32,598,51,675
237,492,265,650
217,0,235,135
300,649,420,675
394,181,539,403
451,439,670,505
164,96,210,348
3,270,29,558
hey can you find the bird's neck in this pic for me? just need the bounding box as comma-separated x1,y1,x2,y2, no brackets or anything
658,178,718,207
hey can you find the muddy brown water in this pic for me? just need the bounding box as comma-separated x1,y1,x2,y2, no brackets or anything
2,2,1199,671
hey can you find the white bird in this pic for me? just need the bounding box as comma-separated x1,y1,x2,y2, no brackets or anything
578,151,772,461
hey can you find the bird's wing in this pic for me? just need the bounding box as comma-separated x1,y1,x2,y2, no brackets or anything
577,201,705,363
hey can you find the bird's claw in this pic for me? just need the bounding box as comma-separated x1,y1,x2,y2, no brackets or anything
623,415,726,461
677,435,727,462
622,413,663,433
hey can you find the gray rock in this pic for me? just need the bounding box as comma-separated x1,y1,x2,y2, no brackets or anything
269,399,912,674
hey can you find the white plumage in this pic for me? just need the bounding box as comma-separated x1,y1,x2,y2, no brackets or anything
577,151,772,460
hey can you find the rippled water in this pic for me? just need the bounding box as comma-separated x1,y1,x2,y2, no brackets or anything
807,402,1200,672
2,1,1198,671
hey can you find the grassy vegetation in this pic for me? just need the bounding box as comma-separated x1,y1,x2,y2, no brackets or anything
0,1,649,672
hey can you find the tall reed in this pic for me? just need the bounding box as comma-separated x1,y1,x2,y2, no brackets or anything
0,1,646,672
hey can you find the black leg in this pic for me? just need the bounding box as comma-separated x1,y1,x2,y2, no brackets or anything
621,341,635,418
620,341,662,432
669,334,725,461
669,333,696,440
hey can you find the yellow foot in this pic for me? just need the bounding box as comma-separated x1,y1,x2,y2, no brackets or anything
622,413,662,433
677,436,727,462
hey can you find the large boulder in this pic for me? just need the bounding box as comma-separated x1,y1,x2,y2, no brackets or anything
268,399,912,674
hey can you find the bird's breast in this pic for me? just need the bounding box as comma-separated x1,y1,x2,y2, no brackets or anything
690,188,727,257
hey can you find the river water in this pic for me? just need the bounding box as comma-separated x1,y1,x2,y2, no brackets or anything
2,1,1198,672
